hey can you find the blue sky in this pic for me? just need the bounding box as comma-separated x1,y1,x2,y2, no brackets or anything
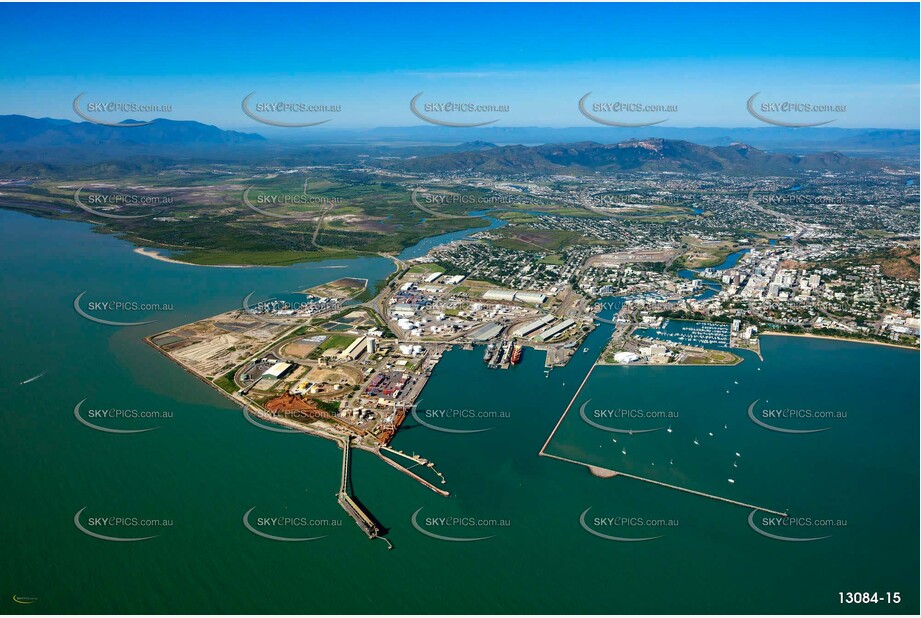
1,3,918,129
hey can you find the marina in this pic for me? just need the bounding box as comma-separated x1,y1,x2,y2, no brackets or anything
634,319,732,349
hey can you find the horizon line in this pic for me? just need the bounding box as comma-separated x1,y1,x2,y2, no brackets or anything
3,114,919,134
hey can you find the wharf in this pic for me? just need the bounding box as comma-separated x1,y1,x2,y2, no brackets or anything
337,438,393,548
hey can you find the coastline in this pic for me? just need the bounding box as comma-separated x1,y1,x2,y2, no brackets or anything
596,359,742,367
136,245,390,272
761,331,919,351
133,247,253,268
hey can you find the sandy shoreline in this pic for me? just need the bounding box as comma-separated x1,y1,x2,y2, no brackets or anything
762,331,919,351
133,247,355,269
133,247,252,268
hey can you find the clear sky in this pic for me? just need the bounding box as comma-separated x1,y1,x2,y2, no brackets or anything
1,3,918,129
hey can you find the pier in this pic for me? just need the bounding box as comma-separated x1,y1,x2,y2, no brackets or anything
377,446,450,496
337,438,392,548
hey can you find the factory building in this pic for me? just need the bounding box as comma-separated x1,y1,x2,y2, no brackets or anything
514,291,547,305
341,336,368,360
263,361,294,379
533,318,575,343
483,289,547,304
471,322,504,341
512,314,556,338
483,289,517,302
390,303,416,317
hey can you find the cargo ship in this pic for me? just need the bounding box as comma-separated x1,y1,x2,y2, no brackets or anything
510,344,523,364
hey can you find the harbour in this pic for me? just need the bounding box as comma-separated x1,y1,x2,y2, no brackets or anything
1,5,919,613
1,210,918,613
539,349,787,517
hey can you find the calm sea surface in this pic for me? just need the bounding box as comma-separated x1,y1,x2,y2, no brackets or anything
1,210,917,614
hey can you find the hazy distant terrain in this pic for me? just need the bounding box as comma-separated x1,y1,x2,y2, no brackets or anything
388,139,888,175
0,115,917,168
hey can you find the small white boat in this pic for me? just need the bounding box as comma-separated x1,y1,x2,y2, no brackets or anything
735,452,741,457
612,438,617,443
622,447,627,455
693,438,699,445
669,459,674,465
19,371,46,385
666,426,672,433
723,424,728,429
733,461,738,468
708,432,713,437
727,478,735,484
734,381,738,385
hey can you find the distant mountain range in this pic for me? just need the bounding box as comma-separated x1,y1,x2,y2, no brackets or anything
1,114,918,152
264,125,920,155
388,139,888,175
0,115,912,175
0,115,265,164
0,115,263,146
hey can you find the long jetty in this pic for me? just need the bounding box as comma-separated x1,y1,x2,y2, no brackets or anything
337,438,392,548
377,446,450,497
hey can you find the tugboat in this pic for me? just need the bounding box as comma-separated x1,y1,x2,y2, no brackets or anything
510,344,523,364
